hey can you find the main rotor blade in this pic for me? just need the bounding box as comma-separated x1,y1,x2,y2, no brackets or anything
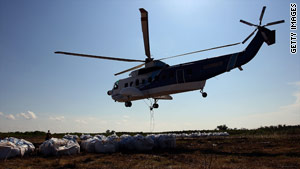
54,51,145,62
159,42,241,61
259,6,266,25
264,20,285,26
139,8,151,59
240,20,257,27
242,28,257,44
114,63,144,76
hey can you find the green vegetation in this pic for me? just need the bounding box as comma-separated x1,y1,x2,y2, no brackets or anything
1,125,299,139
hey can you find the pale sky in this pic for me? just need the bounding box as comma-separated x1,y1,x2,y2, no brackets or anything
0,0,299,133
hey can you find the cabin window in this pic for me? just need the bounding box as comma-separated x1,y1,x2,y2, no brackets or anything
130,81,133,87
162,74,166,80
148,77,152,83
135,79,140,86
142,79,145,84
124,83,128,88
113,81,119,89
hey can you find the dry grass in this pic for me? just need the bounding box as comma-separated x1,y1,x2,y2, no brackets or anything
1,135,300,169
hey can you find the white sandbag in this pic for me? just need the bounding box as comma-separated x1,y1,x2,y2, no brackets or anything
146,134,160,148
216,132,229,136
80,136,104,153
80,134,92,140
157,134,176,149
119,135,135,150
94,135,117,153
94,135,106,140
0,137,35,159
80,138,97,153
39,138,80,156
133,134,154,151
94,139,118,153
81,135,118,153
63,134,79,142
107,133,119,140
174,132,230,138
0,142,20,159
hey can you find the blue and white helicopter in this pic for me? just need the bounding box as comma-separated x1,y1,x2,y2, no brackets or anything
55,7,284,109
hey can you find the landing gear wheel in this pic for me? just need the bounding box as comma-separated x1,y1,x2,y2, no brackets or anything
153,103,159,109
202,92,207,98
125,101,132,107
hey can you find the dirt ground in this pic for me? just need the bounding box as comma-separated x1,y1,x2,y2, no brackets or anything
1,134,300,169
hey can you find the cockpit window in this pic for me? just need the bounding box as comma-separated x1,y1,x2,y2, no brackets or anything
113,81,119,89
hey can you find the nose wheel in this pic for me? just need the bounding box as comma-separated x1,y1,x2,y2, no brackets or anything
125,101,132,107
200,89,207,98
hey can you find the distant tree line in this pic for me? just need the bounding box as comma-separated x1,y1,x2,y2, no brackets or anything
1,125,300,138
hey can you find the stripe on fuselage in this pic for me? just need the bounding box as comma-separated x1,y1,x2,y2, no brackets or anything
226,53,238,71
115,80,206,102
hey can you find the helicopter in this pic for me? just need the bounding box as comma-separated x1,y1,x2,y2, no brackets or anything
55,6,284,109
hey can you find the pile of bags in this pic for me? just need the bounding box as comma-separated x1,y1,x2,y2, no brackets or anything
1,132,229,158
118,134,176,151
119,134,154,151
175,132,229,138
80,134,92,140
80,133,176,153
80,134,118,153
0,137,35,159
63,134,79,142
39,137,80,156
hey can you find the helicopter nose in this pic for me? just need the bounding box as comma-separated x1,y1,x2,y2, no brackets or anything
107,90,112,96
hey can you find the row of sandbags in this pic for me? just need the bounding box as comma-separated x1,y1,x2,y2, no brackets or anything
0,137,35,159
0,136,81,158
120,134,176,151
174,132,229,138
78,131,229,142
80,134,176,153
38,132,228,156
1,132,228,158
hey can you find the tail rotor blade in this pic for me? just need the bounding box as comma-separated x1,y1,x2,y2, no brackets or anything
242,28,257,44
114,63,144,76
264,20,285,26
259,6,266,25
240,20,257,27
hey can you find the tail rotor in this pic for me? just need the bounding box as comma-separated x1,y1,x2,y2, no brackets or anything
240,6,284,44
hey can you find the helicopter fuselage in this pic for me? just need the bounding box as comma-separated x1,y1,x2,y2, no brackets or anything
55,7,283,108
108,27,275,103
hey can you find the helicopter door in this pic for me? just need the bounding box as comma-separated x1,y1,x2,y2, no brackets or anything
176,69,185,84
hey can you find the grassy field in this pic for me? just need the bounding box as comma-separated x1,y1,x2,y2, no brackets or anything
1,126,300,168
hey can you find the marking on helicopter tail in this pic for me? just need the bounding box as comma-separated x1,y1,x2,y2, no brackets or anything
203,61,223,69
227,53,238,71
